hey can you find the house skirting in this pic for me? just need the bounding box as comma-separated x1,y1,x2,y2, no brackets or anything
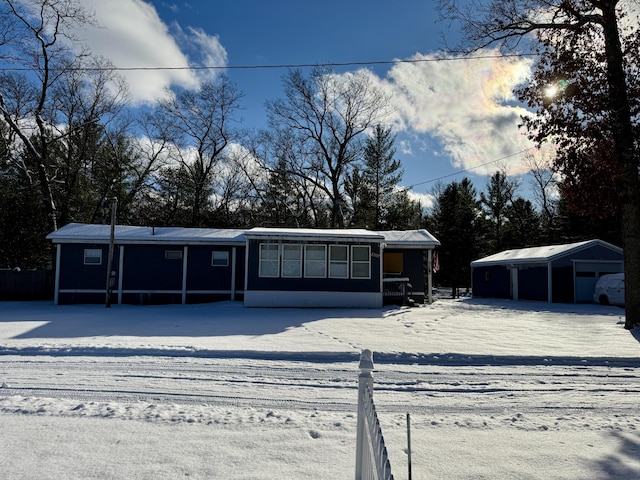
244,291,382,308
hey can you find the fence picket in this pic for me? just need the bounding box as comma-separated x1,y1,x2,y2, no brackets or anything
355,350,394,480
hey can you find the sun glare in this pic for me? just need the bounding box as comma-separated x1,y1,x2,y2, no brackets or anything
544,84,559,98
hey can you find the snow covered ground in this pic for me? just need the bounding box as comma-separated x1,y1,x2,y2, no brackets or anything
1,297,639,479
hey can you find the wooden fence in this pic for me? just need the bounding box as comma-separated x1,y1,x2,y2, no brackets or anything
0,269,54,300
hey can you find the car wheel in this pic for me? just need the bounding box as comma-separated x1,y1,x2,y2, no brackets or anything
599,294,610,306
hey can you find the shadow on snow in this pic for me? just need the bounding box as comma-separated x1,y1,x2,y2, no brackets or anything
1,300,385,340
591,431,640,480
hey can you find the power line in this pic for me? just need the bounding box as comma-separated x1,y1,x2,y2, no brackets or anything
0,52,536,72
404,146,539,192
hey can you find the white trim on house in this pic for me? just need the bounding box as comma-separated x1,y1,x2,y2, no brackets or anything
244,290,382,308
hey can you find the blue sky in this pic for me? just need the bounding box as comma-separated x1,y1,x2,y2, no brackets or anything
74,0,540,206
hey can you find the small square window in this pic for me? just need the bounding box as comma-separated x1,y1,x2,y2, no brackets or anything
212,251,229,267
165,250,183,260
84,248,102,265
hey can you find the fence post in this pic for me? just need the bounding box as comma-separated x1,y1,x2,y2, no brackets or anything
355,349,375,480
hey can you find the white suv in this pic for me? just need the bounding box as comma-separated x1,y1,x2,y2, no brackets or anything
593,273,624,306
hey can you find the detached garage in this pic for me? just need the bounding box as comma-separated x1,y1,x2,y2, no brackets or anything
471,239,623,303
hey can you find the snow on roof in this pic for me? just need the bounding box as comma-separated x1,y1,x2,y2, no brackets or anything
48,223,440,248
471,239,622,266
245,227,384,241
379,229,440,248
46,223,247,245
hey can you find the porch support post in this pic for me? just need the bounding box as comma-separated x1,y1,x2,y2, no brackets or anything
547,261,553,303
117,245,124,305
53,243,61,305
427,249,434,304
181,246,188,304
231,247,237,301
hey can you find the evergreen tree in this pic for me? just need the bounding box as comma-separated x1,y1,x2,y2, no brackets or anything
358,125,404,229
428,178,482,297
480,171,518,253
502,198,542,250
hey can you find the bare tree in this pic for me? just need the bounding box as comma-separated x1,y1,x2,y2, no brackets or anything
0,0,97,233
525,153,558,243
266,67,389,227
154,76,243,226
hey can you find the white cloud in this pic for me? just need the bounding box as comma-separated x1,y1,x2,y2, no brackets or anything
367,51,537,175
406,190,434,210
183,27,228,82
75,0,204,104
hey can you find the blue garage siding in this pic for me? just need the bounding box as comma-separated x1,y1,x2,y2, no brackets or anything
246,239,381,293
552,266,574,303
472,266,511,299
518,267,548,301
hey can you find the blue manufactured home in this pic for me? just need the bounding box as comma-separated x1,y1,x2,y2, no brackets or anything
47,223,439,307
471,239,623,303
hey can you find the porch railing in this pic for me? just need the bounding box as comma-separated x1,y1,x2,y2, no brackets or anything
355,349,394,480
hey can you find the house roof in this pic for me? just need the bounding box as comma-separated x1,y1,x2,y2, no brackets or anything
378,229,440,248
46,223,247,245
470,239,623,267
47,223,440,249
244,227,384,242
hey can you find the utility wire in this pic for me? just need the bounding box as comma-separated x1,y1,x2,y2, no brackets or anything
403,146,539,192
0,52,536,72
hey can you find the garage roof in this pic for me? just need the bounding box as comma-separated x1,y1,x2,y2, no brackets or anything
470,239,622,267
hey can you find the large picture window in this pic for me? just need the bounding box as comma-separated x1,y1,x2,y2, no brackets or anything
329,245,349,278
282,244,302,277
351,245,371,278
304,245,326,278
259,244,280,277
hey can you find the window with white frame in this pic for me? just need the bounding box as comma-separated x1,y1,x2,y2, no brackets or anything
282,244,302,277
304,244,326,278
84,248,102,265
351,245,371,278
211,250,229,267
329,245,349,278
259,244,280,277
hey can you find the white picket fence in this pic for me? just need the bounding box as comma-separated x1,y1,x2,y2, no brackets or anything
355,349,395,480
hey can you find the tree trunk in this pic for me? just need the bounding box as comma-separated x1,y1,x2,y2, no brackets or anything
601,4,639,329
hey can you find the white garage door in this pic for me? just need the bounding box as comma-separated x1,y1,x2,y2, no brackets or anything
573,260,623,303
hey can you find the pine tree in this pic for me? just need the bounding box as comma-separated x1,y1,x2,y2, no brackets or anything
429,178,482,297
